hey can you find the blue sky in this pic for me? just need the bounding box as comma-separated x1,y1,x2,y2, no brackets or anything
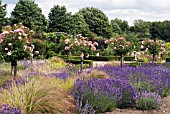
2,0,170,25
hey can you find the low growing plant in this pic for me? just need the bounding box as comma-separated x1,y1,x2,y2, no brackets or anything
0,76,75,114
136,91,162,110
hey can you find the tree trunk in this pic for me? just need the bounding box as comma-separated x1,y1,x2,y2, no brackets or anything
120,54,123,67
153,53,156,63
153,38,156,63
11,60,17,80
10,65,13,76
14,65,17,80
80,56,84,72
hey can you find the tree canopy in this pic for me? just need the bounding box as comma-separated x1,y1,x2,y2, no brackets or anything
48,4,72,33
78,7,111,38
11,0,47,32
71,13,90,36
0,0,7,32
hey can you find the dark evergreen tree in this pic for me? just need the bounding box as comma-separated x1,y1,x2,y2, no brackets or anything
71,13,90,36
11,0,47,32
78,7,111,38
48,4,72,33
0,0,7,32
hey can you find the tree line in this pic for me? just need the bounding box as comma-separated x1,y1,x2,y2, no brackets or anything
0,0,170,41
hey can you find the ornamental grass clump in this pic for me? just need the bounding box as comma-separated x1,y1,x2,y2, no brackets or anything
88,70,110,79
136,91,162,110
0,76,75,114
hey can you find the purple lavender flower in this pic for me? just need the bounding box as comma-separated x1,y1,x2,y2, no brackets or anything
136,91,162,110
0,104,21,114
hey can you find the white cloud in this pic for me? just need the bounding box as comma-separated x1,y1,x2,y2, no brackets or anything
3,0,170,26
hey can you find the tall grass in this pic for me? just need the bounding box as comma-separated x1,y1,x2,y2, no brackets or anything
0,76,75,114
32,57,66,73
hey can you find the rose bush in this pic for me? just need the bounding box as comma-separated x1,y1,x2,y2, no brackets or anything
0,23,36,79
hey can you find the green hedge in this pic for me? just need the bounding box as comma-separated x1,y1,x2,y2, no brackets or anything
86,56,134,61
166,58,170,62
65,59,93,66
58,55,134,61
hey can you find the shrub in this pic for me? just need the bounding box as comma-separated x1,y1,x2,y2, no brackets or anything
65,59,93,67
166,57,170,62
0,104,21,114
136,91,162,110
98,65,170,97
72,78,137,113
46,51,57,59
29,56,66,73
0,76,75,114
72,79,119,113
88,70,110,79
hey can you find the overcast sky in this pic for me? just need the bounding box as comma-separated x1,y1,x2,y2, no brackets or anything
2,0,170,26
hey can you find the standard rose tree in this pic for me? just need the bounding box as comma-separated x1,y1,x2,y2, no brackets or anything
64,34,98,71
0,23,36,79
141,38,166,62
105,37,133,66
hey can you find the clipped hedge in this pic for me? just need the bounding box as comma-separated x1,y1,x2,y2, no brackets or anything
166,57,170,62
65,59,93,66
58,55,134,61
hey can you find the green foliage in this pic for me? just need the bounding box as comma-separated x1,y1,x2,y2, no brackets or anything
0,70,9,86
150,21,170,41
32,39,47,59
110,20,122,34
86,93,117,113
136,92,162,110
58,55,134,61
166,57,170,62
48,4,72,33
0,24,34,65
66,59,93,67
105,37,133,56
118,90,135,108
142,38,166,55
78,7,111,38
0,76,75,114
11,0,47,32
71,13,90,36
133,19,151,38
46,51,57,59
111,18,129,34
0,0,7,32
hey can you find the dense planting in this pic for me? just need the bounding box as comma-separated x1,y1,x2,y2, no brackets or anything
0,58,170,113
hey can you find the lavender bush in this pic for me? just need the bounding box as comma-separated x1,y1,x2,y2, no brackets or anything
72,78,137,113
97,65,170,97
0,104,21,114
136,91,162,110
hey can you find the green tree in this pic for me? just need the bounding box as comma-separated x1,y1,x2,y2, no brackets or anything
11,0,47,32
0,0,7,32
48,4,72,33
120,20,129,32
133,19,151,38
150,21,170,41
0,23,35,79
110,19,122,34
105,37,133,66
71,13,90,36
111,18,129,34
78,7,111,38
